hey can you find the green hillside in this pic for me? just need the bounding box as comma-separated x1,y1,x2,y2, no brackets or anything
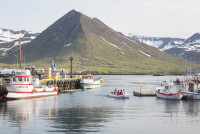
0,10,198,74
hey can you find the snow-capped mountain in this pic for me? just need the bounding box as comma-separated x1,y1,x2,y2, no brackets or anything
127,33,184,51
0,28,39,56
128,33,200,63
166,33,200,63
178,33,200,51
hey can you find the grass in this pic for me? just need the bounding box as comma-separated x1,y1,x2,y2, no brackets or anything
1,33,199,74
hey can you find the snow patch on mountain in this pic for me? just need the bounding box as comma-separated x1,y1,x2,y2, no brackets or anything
0,40,31,56
139,50,151,57
127,33,185,51
64,43,72,47
145,40,163,48
0,28,38,43
0,28,39,56
100,36,121,50
115,39,132,49
121,52,125,55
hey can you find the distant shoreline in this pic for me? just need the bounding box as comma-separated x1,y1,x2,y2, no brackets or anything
75,73,184,76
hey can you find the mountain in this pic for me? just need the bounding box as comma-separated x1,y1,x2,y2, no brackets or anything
166,33,200,63
0,28,39,56
0,10,194,74
128,33,200,63
127,34,185,51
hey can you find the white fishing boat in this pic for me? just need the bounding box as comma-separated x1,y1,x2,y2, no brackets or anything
107,89,129,99
180,81,200,100
181,90,200,100
5,70,58,100
80,74,103,89
155,85,182,100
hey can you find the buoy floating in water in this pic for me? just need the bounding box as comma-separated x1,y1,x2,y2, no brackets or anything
100,79,104,83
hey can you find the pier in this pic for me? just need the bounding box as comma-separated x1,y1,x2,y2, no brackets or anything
133,91,156,97
40,78,81,92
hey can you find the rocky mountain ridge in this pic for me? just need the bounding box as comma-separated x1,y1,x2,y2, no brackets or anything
0,28,39,56
128,33,200,63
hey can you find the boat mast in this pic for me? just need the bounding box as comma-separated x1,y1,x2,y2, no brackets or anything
19,38,22,69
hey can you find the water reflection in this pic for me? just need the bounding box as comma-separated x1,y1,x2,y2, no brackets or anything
0,96,58,134
182,101,200,117
1,75,200,134
155,98,200,117
5,97,58,121
164,100,181,114
46,107,111,133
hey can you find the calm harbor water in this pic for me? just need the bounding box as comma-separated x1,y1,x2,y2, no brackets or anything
1,75,200,134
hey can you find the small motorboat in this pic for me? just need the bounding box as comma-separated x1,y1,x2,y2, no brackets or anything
155,84,182,100
107,89,129,99
80,74,104,89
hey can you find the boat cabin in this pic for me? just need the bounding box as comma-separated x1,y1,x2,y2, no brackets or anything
9,75,32,84
82,74,94,79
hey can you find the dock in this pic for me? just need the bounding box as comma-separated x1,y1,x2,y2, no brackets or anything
40,78,81,92
133,91,156,97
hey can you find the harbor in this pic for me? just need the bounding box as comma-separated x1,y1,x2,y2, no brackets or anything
1,1,200,133
2,75,200,134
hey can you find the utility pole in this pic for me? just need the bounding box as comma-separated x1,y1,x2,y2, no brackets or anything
70,56,73,78
19,38,22,69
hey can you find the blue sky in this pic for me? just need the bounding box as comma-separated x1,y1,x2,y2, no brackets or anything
0,0,199,38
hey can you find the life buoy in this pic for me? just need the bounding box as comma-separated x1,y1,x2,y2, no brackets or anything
33,88,37,92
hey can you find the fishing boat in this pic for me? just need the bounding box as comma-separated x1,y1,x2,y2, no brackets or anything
5,70,58,100
181,90,200,100
107,89,129,99
80,74,103,89
180,80,200,100
3,38,58,99
155,84,182,100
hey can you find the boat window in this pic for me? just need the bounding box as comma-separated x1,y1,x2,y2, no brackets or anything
13,78,16,81
165,86,169,89
27,78,29,82
24,78,26,82
18,78,22,82
10,78,13,82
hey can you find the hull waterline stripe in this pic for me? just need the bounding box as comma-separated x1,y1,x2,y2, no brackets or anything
8,91,57,93
156,91,180,96
6,84,33,85
8,91,33,93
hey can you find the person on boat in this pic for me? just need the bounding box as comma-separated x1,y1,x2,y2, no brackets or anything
120,90,123,95
176,78,180,85
117,90,120,95
114,88,117,94
123,89,126,95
